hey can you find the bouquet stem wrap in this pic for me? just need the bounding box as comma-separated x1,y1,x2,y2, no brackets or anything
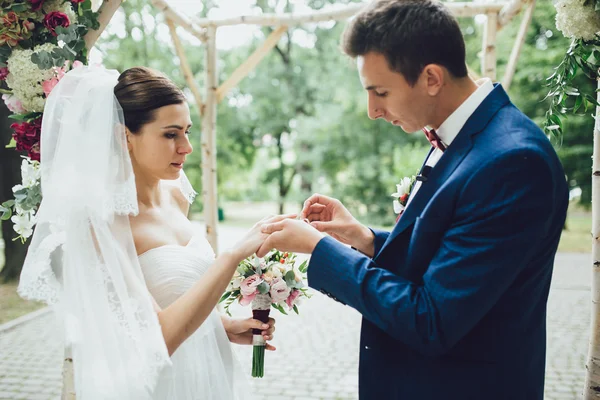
251,293,271,378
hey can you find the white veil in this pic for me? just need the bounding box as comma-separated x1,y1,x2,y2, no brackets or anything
17,66,195,399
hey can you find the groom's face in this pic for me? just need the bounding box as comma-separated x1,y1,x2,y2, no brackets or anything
357,52,433,133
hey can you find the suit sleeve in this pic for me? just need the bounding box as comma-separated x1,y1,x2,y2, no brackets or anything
307,148,562,356
370,228,389,257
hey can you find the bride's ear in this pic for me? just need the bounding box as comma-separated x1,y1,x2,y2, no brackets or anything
125,127,133,151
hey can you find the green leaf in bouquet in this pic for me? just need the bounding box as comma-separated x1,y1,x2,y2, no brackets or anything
9,3,28,12
219,292,231,304
51,47,73,65
0,45,11,65
80,10,101,30
272,303,288,315
257,281,270,294
8,112,41,122
284,270,296,284
293,305,299,315
13,187,28,202
298,260,308,273
5,137,16,149
0,202,13,221
224,305,232,317
284,271,303,289
71,40,86,53
31,51,53,70
82,0,93,11
56,25,79,44
237,263,254,277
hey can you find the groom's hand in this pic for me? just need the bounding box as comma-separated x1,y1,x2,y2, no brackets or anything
300,193,375,257
256,218,325,257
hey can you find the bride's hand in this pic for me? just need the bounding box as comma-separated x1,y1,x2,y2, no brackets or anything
229,214,297,262
221,315,276,351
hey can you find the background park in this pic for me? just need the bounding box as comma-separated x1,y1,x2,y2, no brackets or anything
0,0,595,399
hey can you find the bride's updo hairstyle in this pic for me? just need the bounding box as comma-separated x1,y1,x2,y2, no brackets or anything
113,66,186,134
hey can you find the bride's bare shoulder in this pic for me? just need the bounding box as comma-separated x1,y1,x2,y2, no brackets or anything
162,179,190,216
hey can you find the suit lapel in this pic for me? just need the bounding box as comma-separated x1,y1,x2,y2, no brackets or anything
379,84,511,254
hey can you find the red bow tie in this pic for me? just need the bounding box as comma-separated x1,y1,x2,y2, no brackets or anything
422,128,446,152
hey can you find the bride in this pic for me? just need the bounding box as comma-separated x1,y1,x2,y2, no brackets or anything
17,65,282,399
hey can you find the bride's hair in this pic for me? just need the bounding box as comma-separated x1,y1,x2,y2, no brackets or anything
114,66,186,133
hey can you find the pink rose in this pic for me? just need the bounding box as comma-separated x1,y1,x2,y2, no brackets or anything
42,77,59,97
43,12,70,36
286,289,301,310
71,0,85,3
269,277,291,304
71,60,84,69
2,94,25,113
240,274,263,297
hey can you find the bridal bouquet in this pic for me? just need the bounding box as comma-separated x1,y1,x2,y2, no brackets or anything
220,250,310,377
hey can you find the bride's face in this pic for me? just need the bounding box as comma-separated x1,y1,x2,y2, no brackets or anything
127,102,193,181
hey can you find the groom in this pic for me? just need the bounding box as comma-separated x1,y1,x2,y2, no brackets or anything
257,0,569,399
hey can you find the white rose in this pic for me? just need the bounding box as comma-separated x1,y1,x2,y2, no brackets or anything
21,158,41,188
391,177,412,199
269,277,291,303
11,211,35,238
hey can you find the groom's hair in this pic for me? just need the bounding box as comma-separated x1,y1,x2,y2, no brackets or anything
114,67,186,134
342,0,468,86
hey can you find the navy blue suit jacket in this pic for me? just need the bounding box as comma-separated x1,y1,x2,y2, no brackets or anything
307,85,569,399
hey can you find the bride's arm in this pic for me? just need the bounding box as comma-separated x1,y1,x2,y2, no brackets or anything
157,248,242,356
152,190,292,356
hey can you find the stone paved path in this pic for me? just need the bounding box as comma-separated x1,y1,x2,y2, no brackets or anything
0,225,592,399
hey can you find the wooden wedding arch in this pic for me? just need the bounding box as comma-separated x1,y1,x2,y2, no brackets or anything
62,1,535,396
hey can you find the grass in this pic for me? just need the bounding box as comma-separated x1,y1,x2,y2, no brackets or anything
0,281,44,325
0,201,592,325
559,206,592,253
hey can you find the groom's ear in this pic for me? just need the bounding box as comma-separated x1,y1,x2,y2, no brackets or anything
422,64,444,97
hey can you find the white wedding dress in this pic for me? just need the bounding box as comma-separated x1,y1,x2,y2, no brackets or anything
138,234,250,400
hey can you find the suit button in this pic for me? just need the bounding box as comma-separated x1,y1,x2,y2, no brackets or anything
364,346,370,350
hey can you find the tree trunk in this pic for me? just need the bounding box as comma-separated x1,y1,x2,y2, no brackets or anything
0,101,29,282
298,141,312,208
584,75,600,399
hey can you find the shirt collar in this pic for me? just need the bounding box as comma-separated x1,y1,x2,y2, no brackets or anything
435,78,494,147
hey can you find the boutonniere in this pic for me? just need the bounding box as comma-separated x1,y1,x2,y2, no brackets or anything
391,175,416,214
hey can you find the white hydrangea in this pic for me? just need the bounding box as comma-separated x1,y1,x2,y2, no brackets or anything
43,0,78,24
555,0,600,41
6,43,58,112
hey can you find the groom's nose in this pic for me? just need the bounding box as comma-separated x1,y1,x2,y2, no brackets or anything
367,96,384,120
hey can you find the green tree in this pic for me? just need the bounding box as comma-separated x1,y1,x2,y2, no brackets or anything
461,2,592,205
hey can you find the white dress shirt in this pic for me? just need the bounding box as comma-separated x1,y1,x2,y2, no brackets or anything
406,78,494,207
